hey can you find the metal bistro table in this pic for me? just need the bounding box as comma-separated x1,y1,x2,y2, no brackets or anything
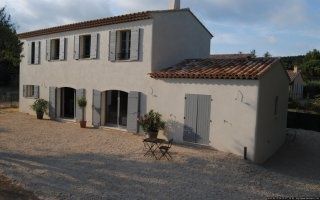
143,138,166,159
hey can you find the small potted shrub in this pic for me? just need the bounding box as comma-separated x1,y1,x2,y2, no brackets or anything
78,97,87,128
31,99,48,120
138,110,165,138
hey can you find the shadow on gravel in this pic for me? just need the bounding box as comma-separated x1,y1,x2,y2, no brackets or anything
0,174,39,200
0,147,319,199
264,129,320,182
0,152,259,199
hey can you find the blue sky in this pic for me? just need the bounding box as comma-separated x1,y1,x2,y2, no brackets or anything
1,0,319,56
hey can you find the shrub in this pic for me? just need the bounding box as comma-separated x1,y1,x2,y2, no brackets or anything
31,99,48,114
77,97,87,108
138,110,165,133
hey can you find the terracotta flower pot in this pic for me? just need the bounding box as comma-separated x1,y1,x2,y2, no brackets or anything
36,111,44,120
80,121,87,128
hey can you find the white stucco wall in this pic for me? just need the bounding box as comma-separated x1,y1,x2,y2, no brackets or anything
254,61,289,163
148,79,260,161
19,19,154,123
151,10,212,71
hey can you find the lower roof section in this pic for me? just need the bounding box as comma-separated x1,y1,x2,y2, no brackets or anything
149,57,279,80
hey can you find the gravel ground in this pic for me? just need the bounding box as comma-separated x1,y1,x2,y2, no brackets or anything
0,110,319,199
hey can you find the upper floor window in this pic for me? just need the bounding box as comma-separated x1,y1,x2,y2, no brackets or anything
46,38,66,61
50,39,60,60
28,41,40,65
109,28,140,62
74,33,98,60
80,35,91,59
117,30,131,60
31,42,36,64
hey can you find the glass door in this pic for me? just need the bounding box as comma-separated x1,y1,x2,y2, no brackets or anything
105,91,128,128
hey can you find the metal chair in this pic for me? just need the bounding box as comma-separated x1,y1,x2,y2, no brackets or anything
158,139,173,160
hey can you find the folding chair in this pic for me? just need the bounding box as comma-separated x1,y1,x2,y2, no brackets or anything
158,139,173,160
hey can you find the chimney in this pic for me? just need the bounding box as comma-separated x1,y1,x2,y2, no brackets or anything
169,0,180,10
293,65,298,73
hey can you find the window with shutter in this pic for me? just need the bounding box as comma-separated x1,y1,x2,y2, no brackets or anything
23,85,39,98
79,35,91,59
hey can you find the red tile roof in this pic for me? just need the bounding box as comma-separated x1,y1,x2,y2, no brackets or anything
149,57,280,80
18,11,152,39
18,8,213,39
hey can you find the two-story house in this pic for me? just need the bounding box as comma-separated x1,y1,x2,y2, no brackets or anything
18,0,289,163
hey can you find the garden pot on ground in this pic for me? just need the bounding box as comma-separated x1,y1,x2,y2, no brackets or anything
36,111,44,119
80,121,87,128
148,131,158,139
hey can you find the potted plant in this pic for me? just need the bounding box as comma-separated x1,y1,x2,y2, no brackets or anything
31,99,48,120
77,97,87,128
138,110,165,138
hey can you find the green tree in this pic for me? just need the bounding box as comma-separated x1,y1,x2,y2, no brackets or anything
250,49,256,58
304,49,320,62
0,7,22,68
301,60,320,80
264,51,272,58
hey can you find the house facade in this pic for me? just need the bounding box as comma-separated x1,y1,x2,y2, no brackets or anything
18,3,289,163
287,66,304,100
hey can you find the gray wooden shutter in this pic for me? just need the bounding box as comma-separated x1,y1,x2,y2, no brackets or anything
183,94,198,143
109,31,117,61
92,90,101,127
196,95,211,145
90,33,98,59
46,39,51,61
27,42,32,64
74,35,80,60
34,41,40,64
49,87,57,119
59,38,66,60
23,85,27,97
127,91,140,133
130,28,140,61
33,85,40,99
76,89,86,122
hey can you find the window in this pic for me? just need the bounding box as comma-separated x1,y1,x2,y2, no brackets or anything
80,35,91,59
50,39,60,60
31,42,35,64
23,85,39,99
274,96,279,115
25,85,35,97
116,30,131,60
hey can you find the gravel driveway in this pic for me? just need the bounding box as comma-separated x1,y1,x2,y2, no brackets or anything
0,110,319,199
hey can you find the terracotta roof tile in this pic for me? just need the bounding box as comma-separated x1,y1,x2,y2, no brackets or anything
18,8,213,39
149,57,280,80
18,11,152,39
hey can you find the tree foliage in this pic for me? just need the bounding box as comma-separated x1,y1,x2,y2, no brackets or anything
304,49,320,62
301,60,320,80
264,51,271,58
0,7,22,68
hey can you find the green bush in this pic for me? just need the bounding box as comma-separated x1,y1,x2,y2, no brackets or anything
77,97,87,108
304,81,320,98
138,110,165,133
31,99,48,114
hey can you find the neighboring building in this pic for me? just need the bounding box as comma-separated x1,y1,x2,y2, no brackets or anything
18,0,289,163
287,66,304,100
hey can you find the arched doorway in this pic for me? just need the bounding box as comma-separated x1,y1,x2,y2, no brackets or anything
103,90,128,128
59,87,76,119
